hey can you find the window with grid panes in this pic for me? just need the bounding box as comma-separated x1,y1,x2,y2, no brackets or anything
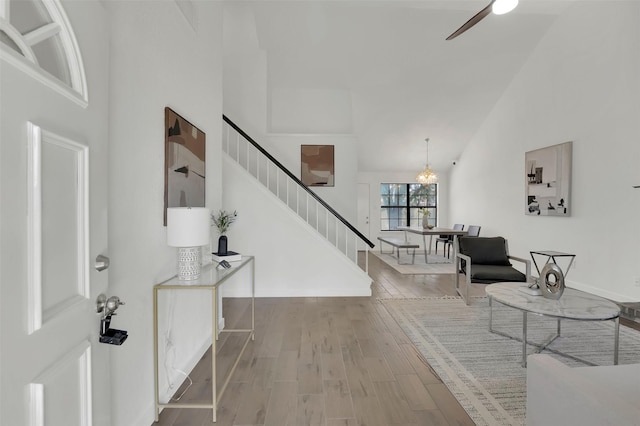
380,183,437,230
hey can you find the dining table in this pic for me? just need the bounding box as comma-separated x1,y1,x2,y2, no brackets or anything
397,226,468,263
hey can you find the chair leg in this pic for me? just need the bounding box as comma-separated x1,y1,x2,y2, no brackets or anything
455,258,460,292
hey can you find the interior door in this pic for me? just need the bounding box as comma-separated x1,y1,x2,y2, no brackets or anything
357,183,371,251
0,2,111,425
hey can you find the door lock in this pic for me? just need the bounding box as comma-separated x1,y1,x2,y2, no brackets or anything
95,254,110,272
96,294,128,345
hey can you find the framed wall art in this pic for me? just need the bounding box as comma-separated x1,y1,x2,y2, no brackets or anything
525,141,572,216
164,107,206,225
301,144,334,187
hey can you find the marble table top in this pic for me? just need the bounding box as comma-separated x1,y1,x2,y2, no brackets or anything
485,282,620,320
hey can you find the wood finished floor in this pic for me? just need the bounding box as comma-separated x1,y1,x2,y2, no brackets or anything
152,251,483,426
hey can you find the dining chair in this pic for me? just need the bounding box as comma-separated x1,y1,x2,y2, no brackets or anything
435,223,464,256
443,224,465,258
466,225,481,237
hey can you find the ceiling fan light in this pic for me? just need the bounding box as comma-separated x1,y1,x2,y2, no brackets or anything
492,0,519,15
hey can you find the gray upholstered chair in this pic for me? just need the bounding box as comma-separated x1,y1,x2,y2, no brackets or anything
455,236,530,305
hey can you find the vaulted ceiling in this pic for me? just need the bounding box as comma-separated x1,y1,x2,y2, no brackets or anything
231,1,575,174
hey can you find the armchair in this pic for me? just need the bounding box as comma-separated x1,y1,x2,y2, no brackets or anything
455,236,530,305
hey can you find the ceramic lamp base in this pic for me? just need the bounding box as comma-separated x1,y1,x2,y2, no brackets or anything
177,247,201,280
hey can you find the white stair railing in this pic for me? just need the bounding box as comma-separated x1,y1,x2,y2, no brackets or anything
222,116,374,271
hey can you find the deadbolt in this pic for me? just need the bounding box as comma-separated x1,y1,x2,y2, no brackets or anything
95,254,110,272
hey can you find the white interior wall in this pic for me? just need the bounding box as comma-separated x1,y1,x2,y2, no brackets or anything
270,87,353,134
223,2,268,140
223,49,268,139
223,2,359,225
449,1,640,301
105,2,223,425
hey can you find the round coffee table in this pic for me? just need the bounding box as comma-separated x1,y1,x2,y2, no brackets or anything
485,282,620,367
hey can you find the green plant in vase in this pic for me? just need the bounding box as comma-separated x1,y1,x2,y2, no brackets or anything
211,210,237,255
419,208,433,229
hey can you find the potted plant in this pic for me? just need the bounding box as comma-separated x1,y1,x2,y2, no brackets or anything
211,209,237,255
419,208,433,229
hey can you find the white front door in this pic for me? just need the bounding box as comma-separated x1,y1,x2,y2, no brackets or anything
0,2,111,425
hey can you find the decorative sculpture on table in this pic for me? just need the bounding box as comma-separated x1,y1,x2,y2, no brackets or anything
525,251,575,298
419,208,434,229
539,262,565,299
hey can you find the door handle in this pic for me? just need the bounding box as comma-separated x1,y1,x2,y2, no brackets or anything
96,294,128,345
96,294,124,316
95,254,110,272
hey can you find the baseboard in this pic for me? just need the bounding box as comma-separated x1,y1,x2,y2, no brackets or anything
568,279,637,303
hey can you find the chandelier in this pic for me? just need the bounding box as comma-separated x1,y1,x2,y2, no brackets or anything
416,138,438,185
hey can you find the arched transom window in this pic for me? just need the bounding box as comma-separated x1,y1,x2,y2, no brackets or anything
0,0,87,104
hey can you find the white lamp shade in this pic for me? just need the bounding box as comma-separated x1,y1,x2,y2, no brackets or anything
167,207,210,247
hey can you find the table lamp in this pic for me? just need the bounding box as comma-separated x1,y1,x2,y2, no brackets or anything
167,207,211,280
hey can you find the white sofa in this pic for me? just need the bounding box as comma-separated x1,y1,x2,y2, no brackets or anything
526,354,640,426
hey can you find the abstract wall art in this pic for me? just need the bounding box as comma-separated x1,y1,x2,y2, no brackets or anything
525,141,572,216
301,144,334,187
164,107,205,225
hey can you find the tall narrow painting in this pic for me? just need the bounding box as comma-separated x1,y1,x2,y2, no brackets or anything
525,141,572,216
301,145,334,187
164,107,206,225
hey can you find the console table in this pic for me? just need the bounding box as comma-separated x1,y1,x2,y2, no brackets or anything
153,256,255,422
485,282,620,368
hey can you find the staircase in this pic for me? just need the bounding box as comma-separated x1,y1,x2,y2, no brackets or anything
222,115,374,273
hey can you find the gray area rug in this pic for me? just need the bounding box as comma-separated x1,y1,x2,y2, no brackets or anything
370,249,455,275
380,296,640,426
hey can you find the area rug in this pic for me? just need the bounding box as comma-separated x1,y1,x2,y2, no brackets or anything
379,296,640,426
370,249,455,275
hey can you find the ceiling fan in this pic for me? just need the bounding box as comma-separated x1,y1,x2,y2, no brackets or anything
446,0,519,40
